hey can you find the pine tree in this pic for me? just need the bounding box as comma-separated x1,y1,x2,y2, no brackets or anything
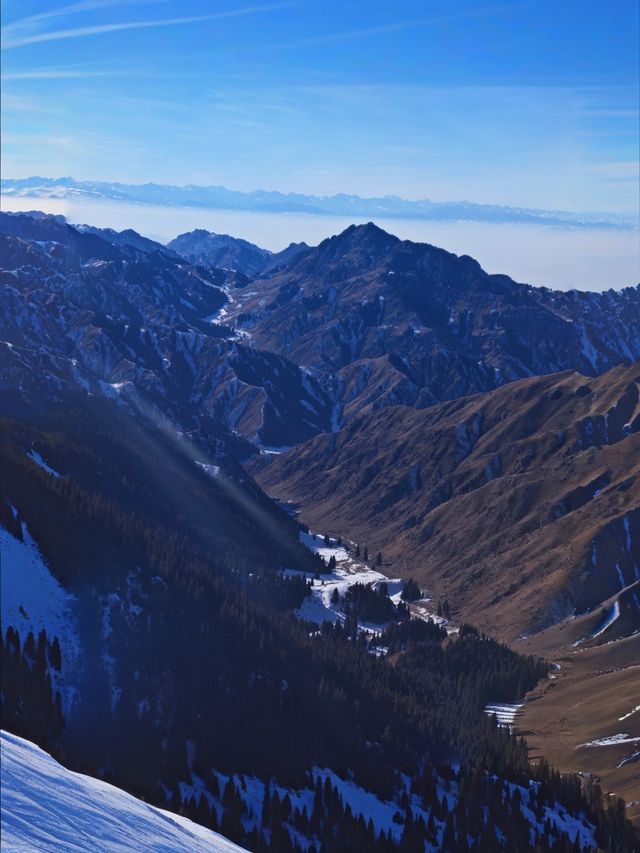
262,783,272,826
48,636,62,671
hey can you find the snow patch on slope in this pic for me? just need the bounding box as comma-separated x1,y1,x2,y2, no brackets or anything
0,521,79,663
484,703,524,731
28,449,61,478
591,600,620,638
288,530,405,631
580,733,640,748
619,705,640,722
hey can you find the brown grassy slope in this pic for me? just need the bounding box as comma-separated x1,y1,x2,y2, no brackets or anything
516,591,640,822
252,364,640,641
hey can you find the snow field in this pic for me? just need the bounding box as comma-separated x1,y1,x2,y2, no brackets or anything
0,731,247,853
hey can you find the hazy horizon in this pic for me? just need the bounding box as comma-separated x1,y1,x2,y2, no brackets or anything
3,194,638,293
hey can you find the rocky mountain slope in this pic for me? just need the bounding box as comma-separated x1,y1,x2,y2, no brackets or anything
4,215,639,454
254,364,640,640
0,213,332,450
225,223,640,424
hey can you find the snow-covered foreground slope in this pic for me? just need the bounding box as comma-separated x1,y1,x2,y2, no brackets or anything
0,731,247,853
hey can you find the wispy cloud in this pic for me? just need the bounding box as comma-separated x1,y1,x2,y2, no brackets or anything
2,3,291,49
2,0,164,40
272,4,521,50
3,68,119,80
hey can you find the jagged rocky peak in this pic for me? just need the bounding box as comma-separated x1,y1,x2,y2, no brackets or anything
318,220,400,253
311,222,485,278
222,221,640,414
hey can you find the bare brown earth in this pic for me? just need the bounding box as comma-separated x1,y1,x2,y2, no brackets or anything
516,596,640,824
253,364,640,641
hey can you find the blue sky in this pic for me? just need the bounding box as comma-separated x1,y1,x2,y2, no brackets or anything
2,0,639,213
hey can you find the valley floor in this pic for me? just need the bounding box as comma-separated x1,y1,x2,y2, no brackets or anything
517,621,640,826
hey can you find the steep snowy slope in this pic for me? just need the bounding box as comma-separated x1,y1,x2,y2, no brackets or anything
0,731,247,853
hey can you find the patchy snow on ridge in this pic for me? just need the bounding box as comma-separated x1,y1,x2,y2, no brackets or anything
0,731,247,853
195,460,221,477
573,597,622,647
591,600,620,638
619,705,640,722
580,733,640,748
618,750,640,768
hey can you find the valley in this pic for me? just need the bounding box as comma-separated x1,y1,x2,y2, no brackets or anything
3,0,638,845
1,210,638,850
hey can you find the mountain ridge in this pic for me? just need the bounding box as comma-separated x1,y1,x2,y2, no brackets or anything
2,176,637,230
224,222,640,422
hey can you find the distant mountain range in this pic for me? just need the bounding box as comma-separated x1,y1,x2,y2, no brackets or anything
2,175,637,230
